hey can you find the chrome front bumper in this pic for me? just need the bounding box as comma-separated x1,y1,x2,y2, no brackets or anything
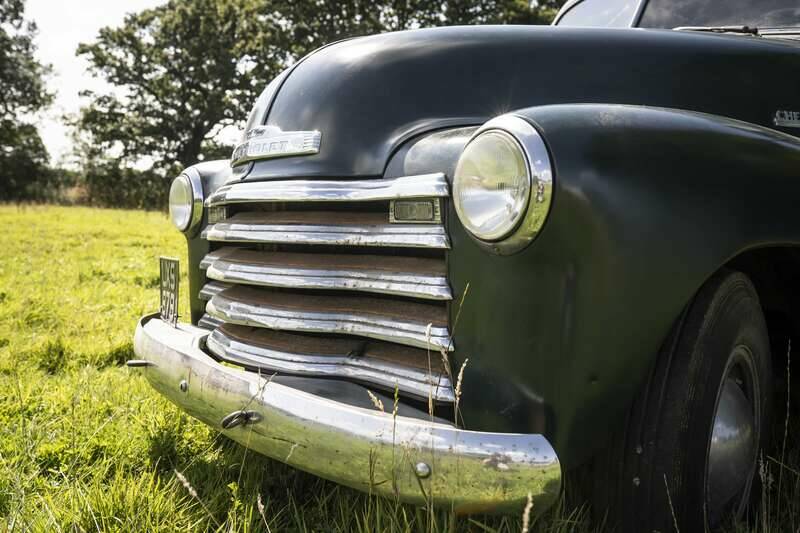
132,314,561,514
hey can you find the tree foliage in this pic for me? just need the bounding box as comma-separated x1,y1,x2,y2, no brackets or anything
0,0,51,119
271,0,564,56
75,0,279,176
0,0,53,201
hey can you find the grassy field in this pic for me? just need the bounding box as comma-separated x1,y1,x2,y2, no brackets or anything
0,205,796,532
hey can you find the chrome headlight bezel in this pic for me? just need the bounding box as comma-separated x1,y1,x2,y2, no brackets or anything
453,115,554,255
169,170,204,234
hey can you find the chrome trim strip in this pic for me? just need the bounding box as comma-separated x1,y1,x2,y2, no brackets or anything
206,292,453,352
205,255,452,301
200,250,224,270
202,221,450,249
199,281,233,301
198,313,224,330
760,27,800,37
133,315,562,513
206,328,455,402
206,173,448,207
200,247,245,270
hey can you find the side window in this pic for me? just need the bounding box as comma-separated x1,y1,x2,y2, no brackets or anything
557,0,639,28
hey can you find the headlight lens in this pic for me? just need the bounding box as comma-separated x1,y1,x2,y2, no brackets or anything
453,130,531,241
169,175,194,231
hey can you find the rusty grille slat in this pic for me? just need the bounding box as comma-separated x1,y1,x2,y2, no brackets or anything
202,247,451,300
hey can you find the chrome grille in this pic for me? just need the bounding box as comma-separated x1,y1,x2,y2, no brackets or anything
198,173,454,402
202,211,450,249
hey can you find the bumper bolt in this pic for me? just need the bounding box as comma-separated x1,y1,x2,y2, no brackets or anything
179,379,188,392
126,359,154,368
414,462,431,479
221,410,262,429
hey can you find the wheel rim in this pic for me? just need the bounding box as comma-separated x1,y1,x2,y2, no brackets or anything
706,345,760,525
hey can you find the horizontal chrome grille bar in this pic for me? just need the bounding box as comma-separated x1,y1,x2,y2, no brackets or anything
206,173,448,207
199,281,232,300
203,248,452,300
198,313,224,330
200,248,241,270
206,286,452,351
202,212,449,249
206,325,454,402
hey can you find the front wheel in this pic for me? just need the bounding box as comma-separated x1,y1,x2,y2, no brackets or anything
595,270,773,531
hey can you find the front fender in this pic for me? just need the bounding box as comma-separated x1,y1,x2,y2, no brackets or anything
451,104,800,467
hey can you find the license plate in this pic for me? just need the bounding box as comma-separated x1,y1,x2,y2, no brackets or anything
159,257,179,325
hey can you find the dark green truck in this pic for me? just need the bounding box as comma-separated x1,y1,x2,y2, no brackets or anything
133,1,800,530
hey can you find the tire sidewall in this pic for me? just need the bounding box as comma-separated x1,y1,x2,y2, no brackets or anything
671,273,772,529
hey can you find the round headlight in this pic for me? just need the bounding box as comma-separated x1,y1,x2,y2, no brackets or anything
454,130,531,241
169,173,202,232
453,115,553,254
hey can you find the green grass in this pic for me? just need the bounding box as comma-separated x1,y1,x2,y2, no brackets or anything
0,204,796,532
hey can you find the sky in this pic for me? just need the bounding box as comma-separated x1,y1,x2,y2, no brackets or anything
26,0,166,164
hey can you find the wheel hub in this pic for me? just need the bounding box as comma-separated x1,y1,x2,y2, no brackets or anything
706,350,759,523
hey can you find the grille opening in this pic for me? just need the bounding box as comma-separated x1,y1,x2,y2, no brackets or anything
216,283,449,309
199,173,454,405
235,200,391,214
215,242,447,260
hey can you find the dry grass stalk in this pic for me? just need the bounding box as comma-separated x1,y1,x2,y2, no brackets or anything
759,453,772,533
174,469,221,527
439,348,451,380
284,442,299,462
391,385,400,498
425,323,434,417
778,338,792,510
663,474,680,533
452,282,471,337
455,358,468,401
174,470,198,500
454,358,469,425
367,389,385,412
521,491,533,533
392,385,399,419
440,281,470,382
257,493,272,533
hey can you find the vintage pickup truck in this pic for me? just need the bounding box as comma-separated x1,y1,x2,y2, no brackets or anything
132,0,800,530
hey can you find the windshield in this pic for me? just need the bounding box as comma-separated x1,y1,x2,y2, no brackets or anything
640,0,800,29
557,0,639,28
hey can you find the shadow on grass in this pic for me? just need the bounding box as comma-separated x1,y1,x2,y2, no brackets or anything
31,338,70,374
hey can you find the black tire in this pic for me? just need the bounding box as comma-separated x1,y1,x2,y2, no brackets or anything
591,269,773,532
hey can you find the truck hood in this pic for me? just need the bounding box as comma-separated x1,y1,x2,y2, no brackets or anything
245,24,799,180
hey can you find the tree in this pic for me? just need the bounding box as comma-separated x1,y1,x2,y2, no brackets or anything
75,0,285,176
0,0,53,201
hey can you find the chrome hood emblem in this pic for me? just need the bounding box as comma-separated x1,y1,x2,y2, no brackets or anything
231,126,321,167
774,110,800,128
